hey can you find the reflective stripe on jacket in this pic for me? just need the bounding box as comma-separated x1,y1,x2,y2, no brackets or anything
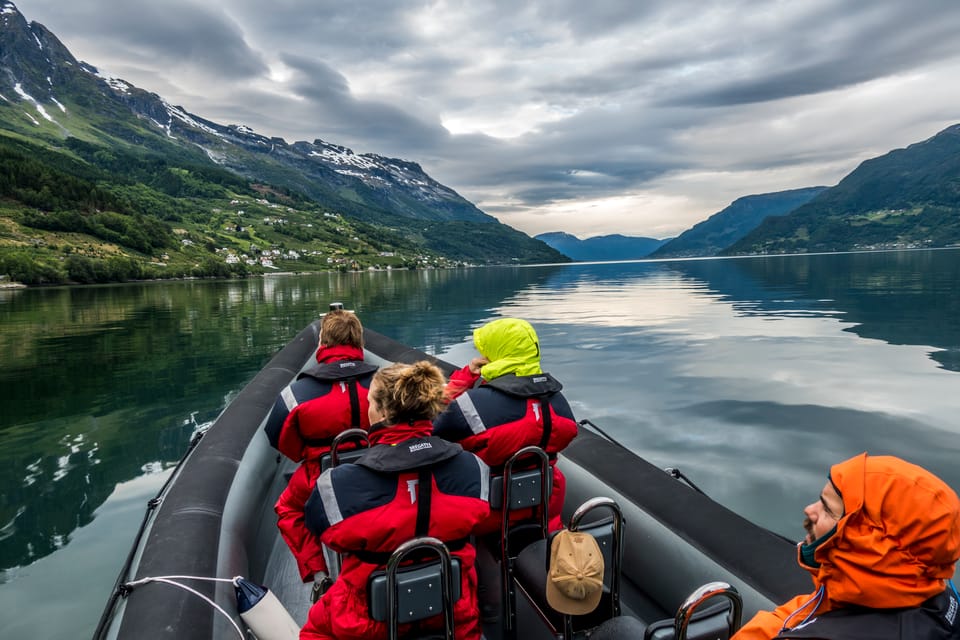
301,421,490,640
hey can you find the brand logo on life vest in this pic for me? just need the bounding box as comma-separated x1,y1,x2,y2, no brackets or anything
339,362,357,368
408,442,433,453
533,376,547,383
406,479,419,503
947,595,958,625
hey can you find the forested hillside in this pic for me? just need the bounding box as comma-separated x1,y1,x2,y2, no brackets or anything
725,125,960,255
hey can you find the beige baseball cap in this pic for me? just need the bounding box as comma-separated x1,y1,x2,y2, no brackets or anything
545,530,604,615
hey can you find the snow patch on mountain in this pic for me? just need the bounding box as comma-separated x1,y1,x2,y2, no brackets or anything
150,117,176,139
164,101,223,137
92,68,132,95
13,82,57,124
309,145,378,171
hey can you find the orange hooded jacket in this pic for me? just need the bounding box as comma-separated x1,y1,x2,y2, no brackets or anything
733,453,960,640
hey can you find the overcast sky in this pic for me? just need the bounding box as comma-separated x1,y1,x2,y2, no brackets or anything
12,0,960,239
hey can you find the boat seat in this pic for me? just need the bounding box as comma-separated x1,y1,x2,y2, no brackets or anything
489,465,552,511
643,582,743,640
512,497,624,639
367,537,461,640
318,427,370,473
321,428,370,581
492,446,553,636
588,615,648,639
552,583,742,640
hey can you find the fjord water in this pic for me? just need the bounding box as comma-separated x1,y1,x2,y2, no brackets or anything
2,249,959,638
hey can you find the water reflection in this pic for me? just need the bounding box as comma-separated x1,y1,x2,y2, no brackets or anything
476,250,960,538
0,267,561,575
2,251,960,637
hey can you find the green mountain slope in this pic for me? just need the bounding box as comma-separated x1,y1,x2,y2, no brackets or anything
650,187,826,258
0,3,564,284
724,125,960,255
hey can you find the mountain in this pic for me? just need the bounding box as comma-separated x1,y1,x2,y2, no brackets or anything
649,187,827,258
0,2,565,284
724,125,960,255
535,232,668,261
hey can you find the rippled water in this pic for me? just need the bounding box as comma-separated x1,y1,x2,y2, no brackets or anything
2,249,959,639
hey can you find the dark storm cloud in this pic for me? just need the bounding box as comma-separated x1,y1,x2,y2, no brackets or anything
11,0,960,236
665,1,960,107
228,0,418,56
25,0,267,79
273,54,449,150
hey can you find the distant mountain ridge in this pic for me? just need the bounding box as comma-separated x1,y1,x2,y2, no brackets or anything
650,187,827,258
535,232,669,261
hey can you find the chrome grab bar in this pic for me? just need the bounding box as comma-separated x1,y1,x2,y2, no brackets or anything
674,581,743,640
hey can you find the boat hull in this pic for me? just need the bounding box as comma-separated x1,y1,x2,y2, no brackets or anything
98,323,810,639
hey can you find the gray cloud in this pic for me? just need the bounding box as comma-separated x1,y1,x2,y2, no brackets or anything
665,1,960,106
12,0,960,238
28,0,267,79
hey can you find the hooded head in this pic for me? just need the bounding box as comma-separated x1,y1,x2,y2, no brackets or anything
809,453,960,608
473,318,542,380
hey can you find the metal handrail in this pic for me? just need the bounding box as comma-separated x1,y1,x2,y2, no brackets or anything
330,428,370,467
674,581,743,640
569,496,624,620
500,445,551,634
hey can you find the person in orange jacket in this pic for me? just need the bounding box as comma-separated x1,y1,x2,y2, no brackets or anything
733,453,960,640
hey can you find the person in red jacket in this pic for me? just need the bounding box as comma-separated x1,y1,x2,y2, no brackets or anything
300,361,490,640
434,317,578,534
733,453,960,640
264,310,377,598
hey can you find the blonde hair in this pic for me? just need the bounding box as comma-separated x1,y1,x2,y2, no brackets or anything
371,361,446,423
320,310,363,349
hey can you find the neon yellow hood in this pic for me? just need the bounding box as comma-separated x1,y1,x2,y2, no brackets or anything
473,318,542,380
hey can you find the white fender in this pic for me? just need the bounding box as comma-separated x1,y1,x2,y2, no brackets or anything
236,578,300,640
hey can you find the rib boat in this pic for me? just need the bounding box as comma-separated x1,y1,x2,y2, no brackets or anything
94,318,811,640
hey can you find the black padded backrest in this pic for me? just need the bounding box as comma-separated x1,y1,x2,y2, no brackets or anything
574,517,616,591
489,468,552,510
590,615,648,639
319,447,367,473
644,600,734,640
367,558,463,624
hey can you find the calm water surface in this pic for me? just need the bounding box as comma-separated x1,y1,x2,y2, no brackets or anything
2,249,959,639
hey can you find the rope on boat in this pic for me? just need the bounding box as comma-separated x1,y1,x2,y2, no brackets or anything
92,428,208,640
577,418,633,454
664,467,707,495
578,418,714,492
579,418,706,495
579,418,797,545
120,575,245,640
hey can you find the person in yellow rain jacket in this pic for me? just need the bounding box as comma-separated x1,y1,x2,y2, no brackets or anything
733,453,960,640
434,318,579,624
435,317,578,533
